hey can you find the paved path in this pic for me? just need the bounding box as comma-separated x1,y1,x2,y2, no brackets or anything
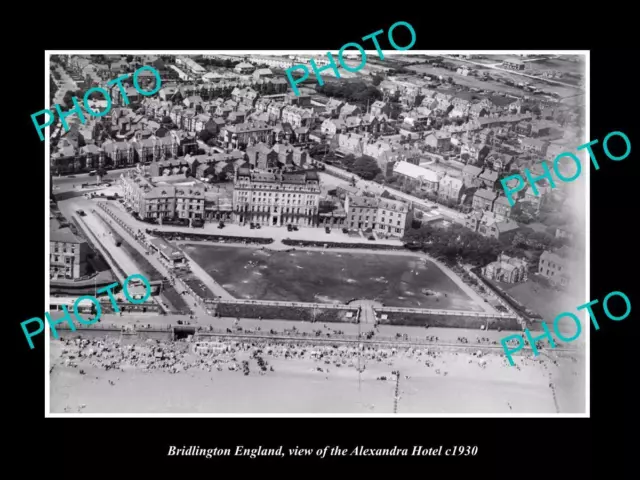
317,165,465,223
74,313,583,354
178,248,234,300
52,65,77,105
105,198,403,247
79,212,140,281
92,208,210,318
349,300,379,324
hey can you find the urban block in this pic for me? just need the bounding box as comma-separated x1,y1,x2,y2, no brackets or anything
500,131,632,207
21,274,152,349
285,21,417,96
500,290,631,365
31,65,162,141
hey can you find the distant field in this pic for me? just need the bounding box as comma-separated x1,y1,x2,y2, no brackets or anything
527,58,585,75
407,64,527,96
496,275,583,322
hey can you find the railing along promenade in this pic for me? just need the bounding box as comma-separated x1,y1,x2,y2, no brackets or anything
52,323,579,355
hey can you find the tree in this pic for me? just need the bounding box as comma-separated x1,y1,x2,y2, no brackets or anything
199,129,214,143
96,167,107,183
342,154,356,170
126,55,134,63
351,156,381,181
62,90,76,109
447,76,454,84
372,74,384,86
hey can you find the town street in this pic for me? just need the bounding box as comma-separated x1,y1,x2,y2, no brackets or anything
315,168,466,223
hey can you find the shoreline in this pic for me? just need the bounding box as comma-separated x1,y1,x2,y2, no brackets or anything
49,334,585,415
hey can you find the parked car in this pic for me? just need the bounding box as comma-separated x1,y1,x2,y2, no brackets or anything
250,223,255,229
287,224,293,232
325,227,331,234
292,226,298,231
368,235,375,241
342,228,348,234
218,222,225,229
76,209,86,216
256,224,261,229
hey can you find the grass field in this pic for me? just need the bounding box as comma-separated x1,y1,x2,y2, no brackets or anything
407,64,527,96
495,274,583,321
184,245,482,311
527,58,585,75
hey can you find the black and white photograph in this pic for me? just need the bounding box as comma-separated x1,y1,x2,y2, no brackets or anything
42,50,590,416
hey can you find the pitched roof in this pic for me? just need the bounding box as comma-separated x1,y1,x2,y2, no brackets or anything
463,165,483,176
474,188,496,201
50,218,85,245
393,161,440,183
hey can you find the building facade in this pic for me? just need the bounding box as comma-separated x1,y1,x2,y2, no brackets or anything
344,195,412,237
539,247,573,287
50,218,90,280
120,172,205,223
233,168,320,226
482,253,528,283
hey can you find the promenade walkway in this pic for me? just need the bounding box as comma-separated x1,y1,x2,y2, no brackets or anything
93,206,209,318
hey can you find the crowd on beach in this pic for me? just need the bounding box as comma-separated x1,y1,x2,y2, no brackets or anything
52,324,581,413
54,324,569,381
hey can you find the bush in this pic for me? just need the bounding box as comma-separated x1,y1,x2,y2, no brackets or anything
216,303,357,323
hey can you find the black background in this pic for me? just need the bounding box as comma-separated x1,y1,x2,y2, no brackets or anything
9,12,635,476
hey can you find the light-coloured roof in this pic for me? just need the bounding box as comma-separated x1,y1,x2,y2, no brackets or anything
393,161,439,183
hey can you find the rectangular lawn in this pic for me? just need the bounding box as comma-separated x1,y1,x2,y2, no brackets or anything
183,244,482,311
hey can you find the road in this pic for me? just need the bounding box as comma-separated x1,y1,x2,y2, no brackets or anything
91,207,211,318
52,167,136,191
441,55,583,91
316,165,465,223
52,65,77,105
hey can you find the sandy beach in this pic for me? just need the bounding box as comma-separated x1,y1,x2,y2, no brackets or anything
49,335,585,414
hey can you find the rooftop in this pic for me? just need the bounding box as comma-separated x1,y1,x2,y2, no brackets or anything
50,218,85,245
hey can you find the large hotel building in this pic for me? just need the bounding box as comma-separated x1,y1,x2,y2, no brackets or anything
233,167,320,226
120,172,206,223
344,195,413,237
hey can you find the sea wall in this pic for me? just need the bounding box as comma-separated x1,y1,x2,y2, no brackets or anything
214,302,358,323
375,310,523,331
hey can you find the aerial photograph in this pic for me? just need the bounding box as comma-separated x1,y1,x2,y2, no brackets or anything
47,51,587,414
